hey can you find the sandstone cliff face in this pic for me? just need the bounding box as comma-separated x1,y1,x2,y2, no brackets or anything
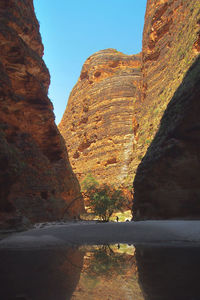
133,0,200,219
0,0,84,225
59,49,141,188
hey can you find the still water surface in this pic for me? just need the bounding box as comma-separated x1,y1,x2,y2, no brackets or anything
0,243,200,300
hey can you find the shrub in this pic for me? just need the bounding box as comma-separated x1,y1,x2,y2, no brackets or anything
87,184,125,222
81,174,127,221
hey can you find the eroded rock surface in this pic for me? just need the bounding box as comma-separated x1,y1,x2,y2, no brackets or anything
59,49,141,188
133,0,200,219
0,0,84,226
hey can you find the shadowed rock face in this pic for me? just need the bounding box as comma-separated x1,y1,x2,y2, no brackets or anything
59,49,141,188
132,0,200,219
0,0,84,225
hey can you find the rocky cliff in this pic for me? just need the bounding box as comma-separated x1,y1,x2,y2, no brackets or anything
59,49,141,188
133,0,200,219
0,0,84,226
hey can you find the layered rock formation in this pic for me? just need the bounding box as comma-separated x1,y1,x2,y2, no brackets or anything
0,0,84,225
133,0,200,219
59,49,141,188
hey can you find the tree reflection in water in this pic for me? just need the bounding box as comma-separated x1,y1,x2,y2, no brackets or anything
84,245,131,278
1,243,200,300
72,244,143,300
73,244,200,300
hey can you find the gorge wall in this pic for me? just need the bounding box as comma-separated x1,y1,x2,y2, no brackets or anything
59,0,200,220
133,0,200,219
59,49,141,188
0,0,84,226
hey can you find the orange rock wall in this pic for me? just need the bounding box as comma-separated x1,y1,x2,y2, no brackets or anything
59,49,141,188
0,0,84,224
132,0,200,219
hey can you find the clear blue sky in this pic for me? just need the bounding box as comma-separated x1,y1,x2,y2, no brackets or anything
33,0,147,124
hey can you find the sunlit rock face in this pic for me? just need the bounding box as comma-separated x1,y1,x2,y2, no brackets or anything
132,0,200,219
0,0,84,225
59,49,141,188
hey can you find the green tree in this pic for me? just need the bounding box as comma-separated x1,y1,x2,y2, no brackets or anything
81,174,127,221
88,184,125,222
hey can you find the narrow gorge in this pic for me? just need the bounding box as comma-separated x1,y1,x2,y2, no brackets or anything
1,1,200,299
0,0,200,227
60,0,200,220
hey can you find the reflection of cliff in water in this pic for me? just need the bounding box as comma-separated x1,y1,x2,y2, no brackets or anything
1,243,200,299
136,246,200,300
0,247,84,300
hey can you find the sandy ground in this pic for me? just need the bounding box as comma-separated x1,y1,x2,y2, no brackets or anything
0,220,200,249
